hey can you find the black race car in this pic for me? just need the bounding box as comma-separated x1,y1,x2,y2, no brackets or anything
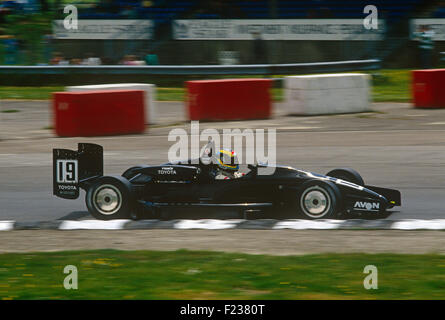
53,143,401,220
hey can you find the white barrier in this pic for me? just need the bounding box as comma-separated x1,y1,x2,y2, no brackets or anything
66,83,156,124
283,73,371,115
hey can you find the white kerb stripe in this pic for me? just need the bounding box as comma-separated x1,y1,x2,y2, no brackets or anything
391,219,445,230
0,221,14,231
58,219,130,230
174,219,243,230
273,219,343,230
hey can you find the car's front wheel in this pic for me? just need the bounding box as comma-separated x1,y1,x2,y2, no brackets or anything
86,176,134,220
326,168,364,186
297,180,341,219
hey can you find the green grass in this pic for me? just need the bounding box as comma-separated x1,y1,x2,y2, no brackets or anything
0,87,282,102
0,250,445,300
0,87,64,100
157,87,284,102
156,87,186,101
0,69,411,102
368,69,411,102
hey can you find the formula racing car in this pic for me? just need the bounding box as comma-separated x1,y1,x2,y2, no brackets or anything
53,143,401,220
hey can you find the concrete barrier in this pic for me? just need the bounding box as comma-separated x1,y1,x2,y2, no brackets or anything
53,90,145,137
67,83,156,124
283,73,371,115
412,69,445,108
187,79,272,121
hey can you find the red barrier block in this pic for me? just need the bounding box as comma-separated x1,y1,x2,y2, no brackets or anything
53,90,145,137
412,69,445,108
186,79,272,121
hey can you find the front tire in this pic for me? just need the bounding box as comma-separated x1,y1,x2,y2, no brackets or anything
297,180,341,219
86,176,134,220
326,168,364,186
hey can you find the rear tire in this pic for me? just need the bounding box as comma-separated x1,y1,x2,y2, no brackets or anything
297,180,341,219
122,166,143,180
326,168,364,186
86,176,134,220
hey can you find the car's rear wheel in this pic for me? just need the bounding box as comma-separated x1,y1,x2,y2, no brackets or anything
122,166,143,180
326,168,364,186
297,180,341,219
86,176,134,220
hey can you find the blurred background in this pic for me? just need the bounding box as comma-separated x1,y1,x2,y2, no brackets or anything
0,0,444,68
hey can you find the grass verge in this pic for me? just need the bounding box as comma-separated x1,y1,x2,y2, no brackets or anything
0,250,444,300
0,86,64,100
0,86,283,102
369,69,411,102
0,69,410,102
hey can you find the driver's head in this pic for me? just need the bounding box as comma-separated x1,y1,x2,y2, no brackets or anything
216,149,239,173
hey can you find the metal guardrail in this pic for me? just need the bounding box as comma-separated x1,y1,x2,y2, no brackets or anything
0,59,380,76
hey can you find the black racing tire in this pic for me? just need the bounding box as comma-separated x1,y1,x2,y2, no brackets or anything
86,175,134,220
122,166,144,180
297,180,342,219
326,168,365,186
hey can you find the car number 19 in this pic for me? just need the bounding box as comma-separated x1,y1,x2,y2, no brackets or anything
56,160,78,184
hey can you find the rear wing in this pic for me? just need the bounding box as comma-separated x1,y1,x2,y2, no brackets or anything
53,143,103,199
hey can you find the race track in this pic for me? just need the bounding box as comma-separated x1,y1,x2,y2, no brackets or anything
1,101,445,222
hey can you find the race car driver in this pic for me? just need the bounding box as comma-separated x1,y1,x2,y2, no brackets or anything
211,149,244,180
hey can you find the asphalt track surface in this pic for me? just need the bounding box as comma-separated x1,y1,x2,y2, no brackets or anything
1,101,445,222
1,230,445,254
